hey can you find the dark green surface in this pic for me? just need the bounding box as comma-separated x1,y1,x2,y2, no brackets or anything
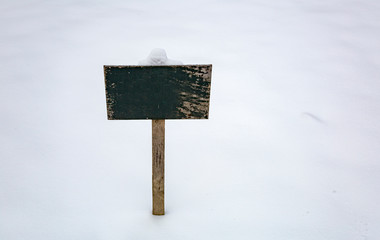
104,65,212,120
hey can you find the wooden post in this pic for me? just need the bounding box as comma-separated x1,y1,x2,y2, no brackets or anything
152,119,165,215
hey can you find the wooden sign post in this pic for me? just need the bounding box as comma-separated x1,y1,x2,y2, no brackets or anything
104,65,212,215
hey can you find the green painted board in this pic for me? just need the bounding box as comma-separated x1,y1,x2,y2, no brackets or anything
104,65,212,120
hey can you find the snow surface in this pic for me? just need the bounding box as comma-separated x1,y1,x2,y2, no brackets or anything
1,0,380,239
139,48,183,65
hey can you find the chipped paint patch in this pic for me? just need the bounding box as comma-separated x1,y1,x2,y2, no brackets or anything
104,65,212,120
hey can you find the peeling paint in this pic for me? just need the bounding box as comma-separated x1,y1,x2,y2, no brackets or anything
104,65,212,120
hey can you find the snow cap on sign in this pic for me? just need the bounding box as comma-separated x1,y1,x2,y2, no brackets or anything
139,48,183,65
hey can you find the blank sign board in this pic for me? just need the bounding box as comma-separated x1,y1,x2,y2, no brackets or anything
104,65,212,120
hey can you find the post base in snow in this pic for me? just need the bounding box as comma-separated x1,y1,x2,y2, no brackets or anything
152,119,165,215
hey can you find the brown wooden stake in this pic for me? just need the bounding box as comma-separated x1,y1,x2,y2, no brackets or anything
152,119,165,215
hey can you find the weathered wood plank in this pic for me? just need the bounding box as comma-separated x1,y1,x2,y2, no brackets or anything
104,65,212,120
152,119,165,215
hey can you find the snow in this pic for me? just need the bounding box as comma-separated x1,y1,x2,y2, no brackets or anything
139,48,183,65
1,0,380,239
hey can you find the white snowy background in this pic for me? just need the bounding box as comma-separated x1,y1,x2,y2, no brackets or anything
1,0,379,239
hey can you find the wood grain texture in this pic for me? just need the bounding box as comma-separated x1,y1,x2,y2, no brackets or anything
152,120,165,215
104,65,212,120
